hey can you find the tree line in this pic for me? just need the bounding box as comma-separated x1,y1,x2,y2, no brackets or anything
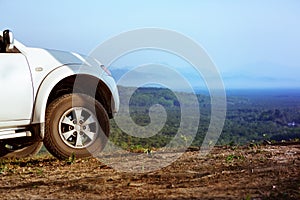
109,87,300,149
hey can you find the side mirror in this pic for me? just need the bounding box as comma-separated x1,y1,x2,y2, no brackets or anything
3,29,14,50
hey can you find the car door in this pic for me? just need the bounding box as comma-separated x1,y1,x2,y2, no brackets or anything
0,52,34,127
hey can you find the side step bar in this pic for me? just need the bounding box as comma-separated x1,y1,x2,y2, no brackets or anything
0,129,32,140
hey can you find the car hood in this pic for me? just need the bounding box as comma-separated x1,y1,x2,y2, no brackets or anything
45,49,101,67
15,39,101,67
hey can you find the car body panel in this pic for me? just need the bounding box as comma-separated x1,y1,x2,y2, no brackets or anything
0,53,33,126
32,64,119,124
0,32,119,133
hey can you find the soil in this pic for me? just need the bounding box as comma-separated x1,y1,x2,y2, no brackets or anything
0,144,299,200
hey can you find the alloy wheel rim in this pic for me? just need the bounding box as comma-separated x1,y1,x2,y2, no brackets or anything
58,107,99,149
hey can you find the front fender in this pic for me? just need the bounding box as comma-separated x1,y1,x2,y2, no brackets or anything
32,64,119,139
32,65,79,125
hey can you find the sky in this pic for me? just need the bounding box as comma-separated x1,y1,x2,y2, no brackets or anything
1,0,300,89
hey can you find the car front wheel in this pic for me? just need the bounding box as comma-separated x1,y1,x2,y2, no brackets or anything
2,142,43,158
44,93,109,160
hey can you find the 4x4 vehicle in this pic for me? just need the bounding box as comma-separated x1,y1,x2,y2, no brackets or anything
0,29,119,159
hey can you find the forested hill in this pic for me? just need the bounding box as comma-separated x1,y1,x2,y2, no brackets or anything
110,87,300,149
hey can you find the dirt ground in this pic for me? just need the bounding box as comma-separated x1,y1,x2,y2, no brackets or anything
0,144,299,200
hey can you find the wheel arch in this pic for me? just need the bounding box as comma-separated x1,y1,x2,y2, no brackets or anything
46,74,115,118
32,66,116,138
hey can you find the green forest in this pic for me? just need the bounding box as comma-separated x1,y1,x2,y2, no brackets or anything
109,87,300,150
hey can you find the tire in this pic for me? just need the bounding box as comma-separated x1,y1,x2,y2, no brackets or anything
44,93,109,160
0,144,8,158
3,142,43,158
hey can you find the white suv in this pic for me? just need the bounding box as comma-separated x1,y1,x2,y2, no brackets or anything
0,30,119,159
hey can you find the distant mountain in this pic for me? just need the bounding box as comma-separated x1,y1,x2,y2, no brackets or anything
110,68,130,81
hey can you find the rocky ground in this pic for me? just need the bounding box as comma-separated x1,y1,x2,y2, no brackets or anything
0,144,299,199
